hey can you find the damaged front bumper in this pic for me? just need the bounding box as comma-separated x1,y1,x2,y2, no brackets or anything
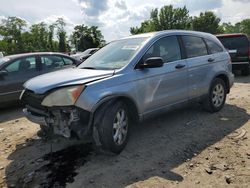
23,105,93,139
23,108,48,126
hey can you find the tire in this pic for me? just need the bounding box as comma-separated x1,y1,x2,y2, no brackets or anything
203,78,227,112
242,66,250,76
37,125,53,140
96,101,130,154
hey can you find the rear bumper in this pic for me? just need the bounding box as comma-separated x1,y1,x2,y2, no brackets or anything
232,62,250,70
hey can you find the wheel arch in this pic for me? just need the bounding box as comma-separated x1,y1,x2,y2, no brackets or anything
92,95,140,125
213,73,230,93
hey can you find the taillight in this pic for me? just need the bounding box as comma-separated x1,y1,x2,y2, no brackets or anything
249,47,250,59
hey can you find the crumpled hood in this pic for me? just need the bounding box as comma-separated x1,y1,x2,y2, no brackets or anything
24,68,114,94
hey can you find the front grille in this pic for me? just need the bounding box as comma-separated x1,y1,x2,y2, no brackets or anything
22,90,46,110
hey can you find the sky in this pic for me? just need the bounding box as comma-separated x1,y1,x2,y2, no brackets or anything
0,0,250,42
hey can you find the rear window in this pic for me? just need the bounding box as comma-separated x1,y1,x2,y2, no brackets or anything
217,35,249,50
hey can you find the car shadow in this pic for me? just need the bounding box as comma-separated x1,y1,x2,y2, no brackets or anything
0,105,24,123
4,103,250,187
233,71,250,83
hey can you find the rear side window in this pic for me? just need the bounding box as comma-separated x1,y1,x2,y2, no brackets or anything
182,36,208,58
62,57,74,65
41,55,64,70
205,39,223,54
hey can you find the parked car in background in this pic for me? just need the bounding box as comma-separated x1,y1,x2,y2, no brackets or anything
216,33,250,76
0,52,81,106
21,30,233,154
71,48,99,62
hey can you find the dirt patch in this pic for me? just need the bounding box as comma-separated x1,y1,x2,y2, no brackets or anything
0,76,250,188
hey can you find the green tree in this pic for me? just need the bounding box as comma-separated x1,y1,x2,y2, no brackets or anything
158,5,191,30
48,24,56,51
21,31,34,52
89,26,105,47
0,16,27,54
222,19,250,35
222,22,240,33
56,18,67,52
30,22,49,51
130,5,191,34
239,19,250,35
71,24,105,51
192,11,222,34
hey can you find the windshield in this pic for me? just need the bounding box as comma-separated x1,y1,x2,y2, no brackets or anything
0,57,9,66
78,37,148,70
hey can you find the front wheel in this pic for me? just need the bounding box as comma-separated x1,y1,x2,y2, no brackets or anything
37,125,53,140
203,78,227,112
96,101,130,154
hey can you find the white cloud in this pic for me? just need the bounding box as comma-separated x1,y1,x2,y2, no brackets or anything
232,0,250,2
115,0,127,10
39,15,76,36
218,0,250,23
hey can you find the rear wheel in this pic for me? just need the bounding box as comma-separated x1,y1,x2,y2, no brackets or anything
203,78,227,112
96,101,130,154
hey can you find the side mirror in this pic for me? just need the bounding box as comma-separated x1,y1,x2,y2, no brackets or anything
140,57,164,69
0,70,8,77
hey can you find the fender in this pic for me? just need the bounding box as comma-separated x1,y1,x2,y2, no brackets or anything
91,94,140,114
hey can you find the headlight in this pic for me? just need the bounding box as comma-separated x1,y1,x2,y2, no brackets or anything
41,85,85,107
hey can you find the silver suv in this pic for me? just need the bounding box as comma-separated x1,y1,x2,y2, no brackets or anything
21,30,234,154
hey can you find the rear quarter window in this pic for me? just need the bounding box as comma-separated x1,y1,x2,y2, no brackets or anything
205,39,223,54
62,57,74,65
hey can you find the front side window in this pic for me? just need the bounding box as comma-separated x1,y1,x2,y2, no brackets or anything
78,37,148,70
143,36,182,63
5,56,37,73
182,36,208,58
205,39,223,54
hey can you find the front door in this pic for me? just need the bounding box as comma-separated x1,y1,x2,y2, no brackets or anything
135,35,188,114
0,56,40,103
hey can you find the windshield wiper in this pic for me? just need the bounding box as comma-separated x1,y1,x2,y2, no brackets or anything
81,67,96,70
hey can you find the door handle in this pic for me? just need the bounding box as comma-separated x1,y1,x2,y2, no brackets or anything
208,58,215,62
175,64,186,69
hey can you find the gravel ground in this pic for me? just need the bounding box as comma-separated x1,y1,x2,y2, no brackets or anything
0,75,249,188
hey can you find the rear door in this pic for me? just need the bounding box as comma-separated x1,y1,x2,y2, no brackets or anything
182,35,212,98
0,56,40,103
39,55,75,74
